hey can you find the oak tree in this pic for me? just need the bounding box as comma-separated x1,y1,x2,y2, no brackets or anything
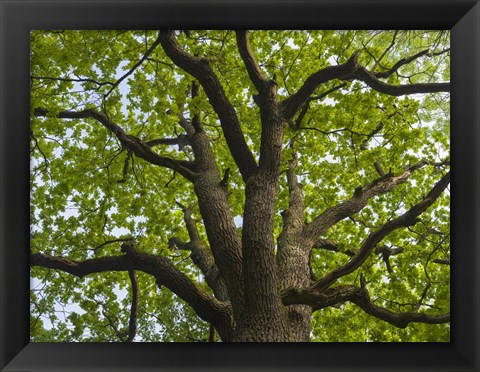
30,30,450,342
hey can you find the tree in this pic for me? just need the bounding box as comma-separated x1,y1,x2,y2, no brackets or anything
30,30,450,342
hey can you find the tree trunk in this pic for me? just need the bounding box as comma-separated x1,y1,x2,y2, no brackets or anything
234,172,290,342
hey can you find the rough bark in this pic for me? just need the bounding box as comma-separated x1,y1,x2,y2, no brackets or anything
276,158,311,341
234,32,289,341
178,91,245,319
169,203,229,302
236,169,289,341
159,30,257,182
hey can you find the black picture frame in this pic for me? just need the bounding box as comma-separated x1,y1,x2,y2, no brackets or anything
1,0,479,371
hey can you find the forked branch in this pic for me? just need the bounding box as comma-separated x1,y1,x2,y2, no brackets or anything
310,172,450,292
159,30,257,181
281,49,450,121
33,108,197,181
303,160,448,244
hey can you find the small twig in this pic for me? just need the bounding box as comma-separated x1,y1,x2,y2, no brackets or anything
92,238,134,253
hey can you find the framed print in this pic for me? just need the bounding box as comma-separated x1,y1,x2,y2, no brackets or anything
1,0,479,371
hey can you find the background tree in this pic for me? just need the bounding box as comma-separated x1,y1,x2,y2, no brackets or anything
30,30,450,342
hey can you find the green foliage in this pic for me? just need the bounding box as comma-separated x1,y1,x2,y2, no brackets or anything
30,30,449,342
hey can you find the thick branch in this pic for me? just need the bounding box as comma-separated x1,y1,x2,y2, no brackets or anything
31,252,132,276
170,90,244,312
176,202,202,243
285,157,305,223
281,51,361,121
292,83,347,130
30,244,233,341
282,285,449,328
349,67,450,96
33,108,197,182
172,203,229,301
311,172,450,291
190,81,203,132
279,156,305,237
235,30,268,93
275,156,311,340
276,157,308,287
303,160,437,243
163,79,244,317
282,49,449,121
159,30,257,181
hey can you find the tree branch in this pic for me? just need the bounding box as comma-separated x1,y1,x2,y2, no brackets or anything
31,252,133,276
349,66,450,96
276,156,308,286
360,122,384,151
281,48,450,121
92,238,134,253
371,31,398,73
175,202,202,243
33,107,197,182
280,155,305,233
30,75,115,87
373,48,450,79
126,270,139,342
145,134,190,149
30,243,233,341
101,305,125,341
281,51,361,121
312,239,355,257
235,30,268,94
159,30,257,181
191,82,206,133
161,79,244,318
374,49,430,78
375,245,405,274
303,160,439,243
275,154,312,340
171,202,229,301
292,83,347,130
282,285,449,328
104,32,162,98
310,172,450,292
